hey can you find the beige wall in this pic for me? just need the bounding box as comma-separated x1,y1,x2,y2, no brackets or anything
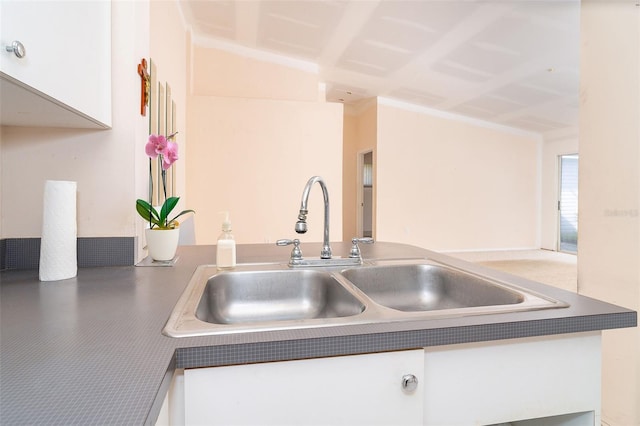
145,0,190,259
187,96,343,245
342,112,358,240
191,43,319,102
0,132,2,238
0,0,189,264
540,137,579,251
186,43,343,246
578,2,640,424
0,1,150,243
376,101,541,252
342,100,377,241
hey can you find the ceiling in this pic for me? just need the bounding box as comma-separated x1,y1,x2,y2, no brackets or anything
178,0,582,140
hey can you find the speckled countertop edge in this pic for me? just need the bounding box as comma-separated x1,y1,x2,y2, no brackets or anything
1,243,636,425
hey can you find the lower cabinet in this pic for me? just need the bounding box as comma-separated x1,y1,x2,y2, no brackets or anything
422,332,601,426
158,332,601,426
184,349,424,426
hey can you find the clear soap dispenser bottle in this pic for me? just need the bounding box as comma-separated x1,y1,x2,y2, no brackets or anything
216,211,236,270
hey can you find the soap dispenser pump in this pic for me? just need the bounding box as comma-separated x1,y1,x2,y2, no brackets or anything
216,211,236,270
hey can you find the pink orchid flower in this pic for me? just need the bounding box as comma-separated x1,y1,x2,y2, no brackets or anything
137,132,194,230
162,141,179,170
145,134,167,159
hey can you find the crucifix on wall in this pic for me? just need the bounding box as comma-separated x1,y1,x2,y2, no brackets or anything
137,58,150,116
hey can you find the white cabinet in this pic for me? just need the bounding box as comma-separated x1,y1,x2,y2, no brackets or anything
161,333,602,426
423,332,601,426
0,0,111,128
183,349,425,426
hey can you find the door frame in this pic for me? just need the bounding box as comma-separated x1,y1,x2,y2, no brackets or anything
356,149,373,239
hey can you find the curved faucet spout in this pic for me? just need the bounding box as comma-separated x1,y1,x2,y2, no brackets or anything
296,176,331,259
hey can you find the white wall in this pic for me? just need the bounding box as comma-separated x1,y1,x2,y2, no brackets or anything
540,137,579,250
376,100,542,252
578,1,640,424
0,1,150,242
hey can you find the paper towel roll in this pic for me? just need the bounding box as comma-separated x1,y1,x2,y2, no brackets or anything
39,180,77,281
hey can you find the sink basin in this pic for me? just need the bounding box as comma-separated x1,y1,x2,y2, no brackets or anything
163,264,370,337
196,269,365,324
163,259,568,338
340,264,524,312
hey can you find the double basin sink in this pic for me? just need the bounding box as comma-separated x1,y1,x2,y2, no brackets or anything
163,259,568,337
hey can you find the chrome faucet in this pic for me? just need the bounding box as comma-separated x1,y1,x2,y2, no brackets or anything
276,176,374,267
295,176,332,259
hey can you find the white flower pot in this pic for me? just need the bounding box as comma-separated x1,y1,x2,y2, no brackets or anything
145,228,180,261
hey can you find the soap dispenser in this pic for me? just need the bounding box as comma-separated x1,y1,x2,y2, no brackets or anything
216,211,236,270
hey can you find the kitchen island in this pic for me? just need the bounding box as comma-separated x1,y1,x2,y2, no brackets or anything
0,242,636,425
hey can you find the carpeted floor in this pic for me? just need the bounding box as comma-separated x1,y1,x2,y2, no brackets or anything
448,250,578,293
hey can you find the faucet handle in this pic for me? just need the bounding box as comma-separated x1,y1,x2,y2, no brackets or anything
349,237,374,258
276,239,303,261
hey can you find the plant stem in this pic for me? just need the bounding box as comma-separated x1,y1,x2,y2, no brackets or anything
161,164,167,227
148,157,153,229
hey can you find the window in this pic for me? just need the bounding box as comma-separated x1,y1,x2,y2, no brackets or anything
558,154,578,253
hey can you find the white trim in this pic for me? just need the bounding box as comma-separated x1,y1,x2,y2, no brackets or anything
191,34,319,74
378,97,543,141
440,246,541,254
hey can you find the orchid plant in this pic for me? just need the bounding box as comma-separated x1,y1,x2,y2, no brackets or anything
136,133,194,229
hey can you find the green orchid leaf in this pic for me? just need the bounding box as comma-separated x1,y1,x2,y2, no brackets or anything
136,199,160,225
168,209,196,226
160,197,180,225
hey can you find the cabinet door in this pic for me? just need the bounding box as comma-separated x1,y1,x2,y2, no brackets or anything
0,0,111,127
423,333,601,426
184,349,424,426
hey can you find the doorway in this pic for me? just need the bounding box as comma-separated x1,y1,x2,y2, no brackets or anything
358,151,373,238
558,154,578,253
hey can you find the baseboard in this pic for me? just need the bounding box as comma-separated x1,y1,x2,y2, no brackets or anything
1,237,136,271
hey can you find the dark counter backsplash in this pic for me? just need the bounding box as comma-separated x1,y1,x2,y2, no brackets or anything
1,237,136,271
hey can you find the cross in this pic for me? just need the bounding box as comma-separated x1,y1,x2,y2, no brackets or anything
137,58,150,116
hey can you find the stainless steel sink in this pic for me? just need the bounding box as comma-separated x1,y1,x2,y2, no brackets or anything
163,263,371,337
339,263,524,312
196,269,365,324
163,259,569,337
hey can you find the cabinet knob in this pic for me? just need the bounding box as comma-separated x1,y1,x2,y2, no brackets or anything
5,40,26,58
401,374,418,392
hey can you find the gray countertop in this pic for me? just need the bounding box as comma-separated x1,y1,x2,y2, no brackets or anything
1,242,636,425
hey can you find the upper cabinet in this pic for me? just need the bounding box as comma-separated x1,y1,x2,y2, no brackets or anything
0,1,112,129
